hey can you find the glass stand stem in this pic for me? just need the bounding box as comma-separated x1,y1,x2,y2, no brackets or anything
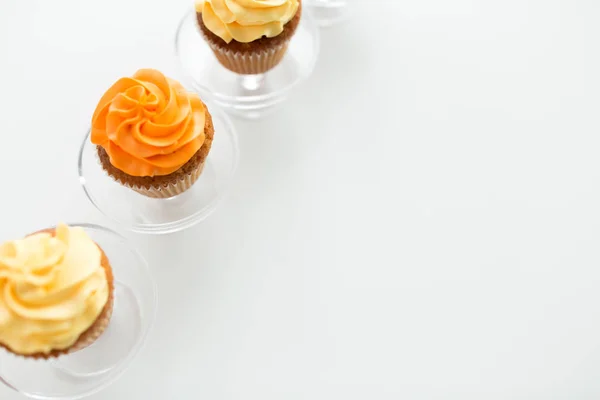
239,74,265,91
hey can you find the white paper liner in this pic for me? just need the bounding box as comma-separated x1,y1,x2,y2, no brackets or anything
200,29,291,75
94,147,206,199
128,161,205,199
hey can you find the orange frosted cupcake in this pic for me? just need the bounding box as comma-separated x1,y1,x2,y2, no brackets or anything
0,224,114,359
92,69,215,199
196,0,302,75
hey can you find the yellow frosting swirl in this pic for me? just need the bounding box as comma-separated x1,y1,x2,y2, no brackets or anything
0,224,109,355
196,0,299,43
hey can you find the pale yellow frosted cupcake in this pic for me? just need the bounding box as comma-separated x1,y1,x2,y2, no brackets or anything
0,224,114,359
196,0,302,74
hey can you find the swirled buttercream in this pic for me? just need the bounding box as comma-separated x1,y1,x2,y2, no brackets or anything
196,0,300,43
0,224,109,355
92,69,207,177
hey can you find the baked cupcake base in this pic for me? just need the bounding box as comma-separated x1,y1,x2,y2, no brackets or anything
0,229,115,360
97,104,215,199
196,1,302,75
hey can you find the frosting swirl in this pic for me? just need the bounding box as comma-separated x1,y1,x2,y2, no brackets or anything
0,224,109,355
196,0,299,43
92,69,207,177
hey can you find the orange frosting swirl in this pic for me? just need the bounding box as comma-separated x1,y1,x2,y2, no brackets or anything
91,69,207,177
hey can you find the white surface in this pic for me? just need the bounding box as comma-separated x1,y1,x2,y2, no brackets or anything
1,0,600,398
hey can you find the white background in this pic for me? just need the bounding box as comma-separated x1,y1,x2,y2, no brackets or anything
1,0,600,398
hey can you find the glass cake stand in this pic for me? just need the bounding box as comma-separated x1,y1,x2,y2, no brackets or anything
0,223,157,399
305,0,351,27
78,104,239,235
174,9,320,119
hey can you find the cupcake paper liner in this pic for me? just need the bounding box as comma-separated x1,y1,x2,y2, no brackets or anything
129,161,205,199
95,149,206,199
201,31,291,75
68,295,114,353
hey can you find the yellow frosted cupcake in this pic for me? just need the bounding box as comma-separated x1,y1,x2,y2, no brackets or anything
196,0,302,74
0,224,114,359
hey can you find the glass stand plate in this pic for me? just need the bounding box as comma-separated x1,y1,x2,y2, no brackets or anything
175,9,320,119
78,105,239,234
0,224,156,400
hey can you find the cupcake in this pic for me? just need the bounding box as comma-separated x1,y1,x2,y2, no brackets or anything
91,69,215,199
0,223,114,359
196,0,302,75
